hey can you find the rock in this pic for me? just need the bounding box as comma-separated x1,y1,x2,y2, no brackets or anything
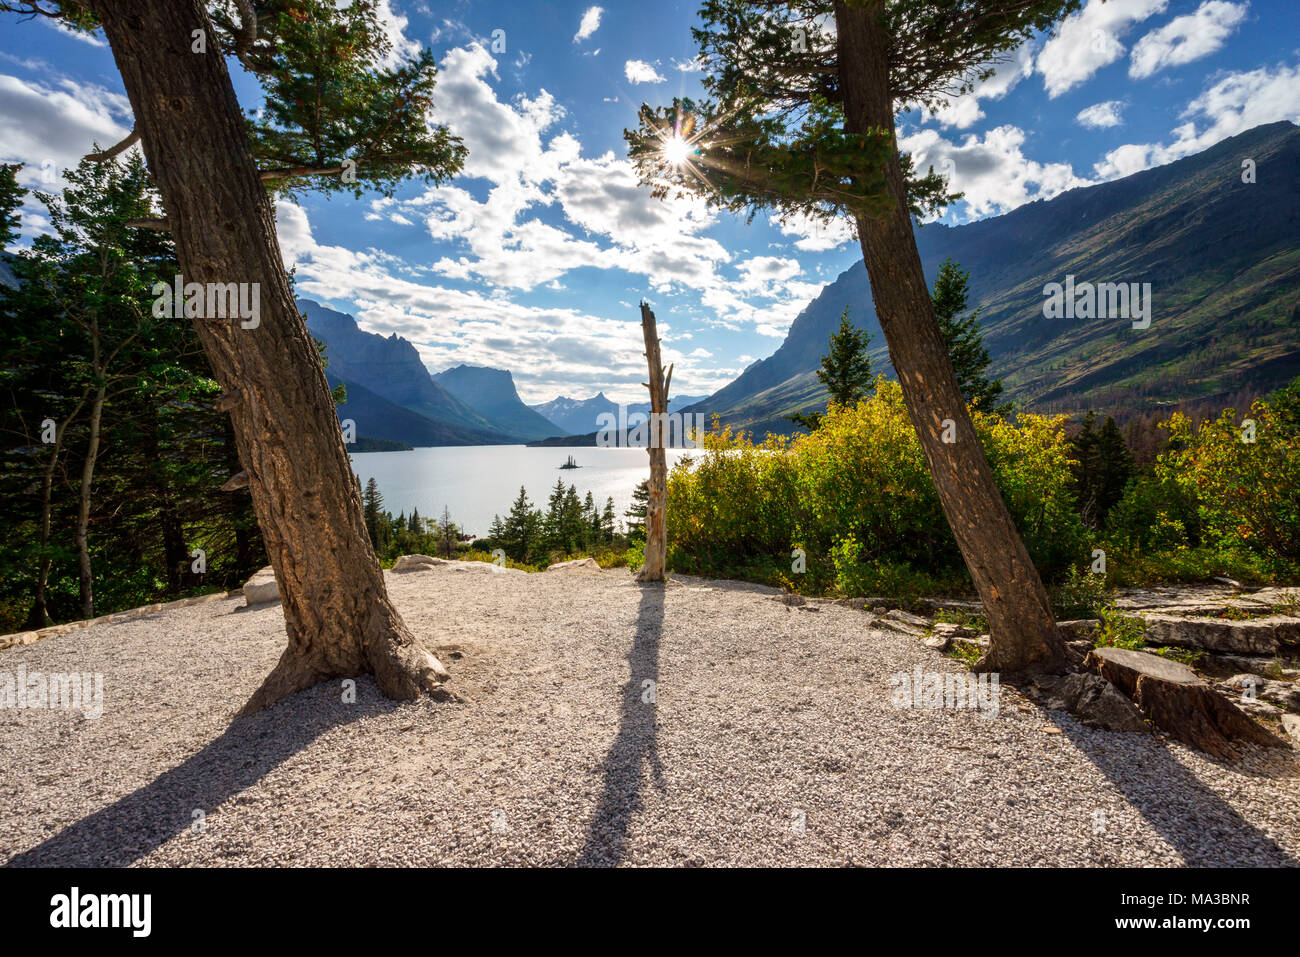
392,554,446,572
1209,654,1280,677
1057,619,1100,643
922,633,952,653
884,609,930,628
1043,673,1149,733
546,557,602,573
1066,639,1095,657
1246,586,1300,609
1282,714,1300,747
1084,646,1283,759
951,634,991,652
242,566,280,606
1141,613,1283,655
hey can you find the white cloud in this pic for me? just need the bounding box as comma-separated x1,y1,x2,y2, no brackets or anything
0,73,132,190
372,0,422,69
917,43,1036,129
1129,1,1248,79
1036,0,1169,97
624,60,666,84
1077,100,1126,129
573,7,604,43
900,125,1091,220
769,212,855,252
1094,61,1300,179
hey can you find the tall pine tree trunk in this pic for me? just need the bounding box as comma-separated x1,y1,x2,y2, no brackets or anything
90,0,449,713
833,0,1065,674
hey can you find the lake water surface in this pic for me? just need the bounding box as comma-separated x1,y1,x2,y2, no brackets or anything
348,445,696,538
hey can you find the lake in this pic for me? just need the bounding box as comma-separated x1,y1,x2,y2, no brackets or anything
348,445,697,538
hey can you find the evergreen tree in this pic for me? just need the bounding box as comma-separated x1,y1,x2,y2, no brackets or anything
0,163,22,247
501,485,539,563
1070,413,1136,529
627,0,1083,674
362,477,384,550
601,496,617,543
436,506,457,558
788,308,873,431
625,480,650,543
931,258,1007,414
1,0,470,712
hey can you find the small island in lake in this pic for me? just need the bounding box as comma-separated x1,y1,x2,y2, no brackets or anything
558,454,580,469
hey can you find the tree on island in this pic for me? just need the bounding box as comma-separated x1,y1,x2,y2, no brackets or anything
0,0,468,711
788,308,874,431
930,259,1008,415
627,0,1084,674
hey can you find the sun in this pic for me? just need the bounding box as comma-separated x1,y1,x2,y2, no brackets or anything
662,135,694,167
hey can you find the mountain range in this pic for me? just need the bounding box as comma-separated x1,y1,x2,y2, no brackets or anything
683,120,1300,437
529,391,709,436
301,299,566,446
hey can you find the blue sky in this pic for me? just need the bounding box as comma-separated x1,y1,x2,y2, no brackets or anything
1,0,1298,403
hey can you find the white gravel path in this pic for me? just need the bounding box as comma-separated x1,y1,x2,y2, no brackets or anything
2,562,1297,867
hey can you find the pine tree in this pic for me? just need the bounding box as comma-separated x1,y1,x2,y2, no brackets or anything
502,485,538,563
436,506,457,559
931,259,1008,414
789,308,874,431
625,480,650,543
362,477,384,550
627,0,1082,674
0,163,22,247
601,497,617,543
2,0,469,711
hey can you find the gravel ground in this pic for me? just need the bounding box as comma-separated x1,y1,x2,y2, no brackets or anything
2,562,1297,867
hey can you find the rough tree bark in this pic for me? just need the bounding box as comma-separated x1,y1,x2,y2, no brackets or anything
89,0,449,714
834,0,1066,675
637,302,670,583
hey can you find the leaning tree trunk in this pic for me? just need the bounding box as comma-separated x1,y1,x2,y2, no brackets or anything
90,0,448,713
834,0,1066,675
637,303,670,583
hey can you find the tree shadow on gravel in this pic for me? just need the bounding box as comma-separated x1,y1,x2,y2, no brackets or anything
1048,712,1298,866
575,583,665,867
4,683,403,867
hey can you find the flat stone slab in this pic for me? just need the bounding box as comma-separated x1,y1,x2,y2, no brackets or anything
1140,613,1300,655
242,567,280,607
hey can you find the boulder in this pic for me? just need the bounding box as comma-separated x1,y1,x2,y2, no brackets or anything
1056,619,1100,643
392,554,446,572
1043,673,1149,733
547,557,602,572
242,566,280,606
